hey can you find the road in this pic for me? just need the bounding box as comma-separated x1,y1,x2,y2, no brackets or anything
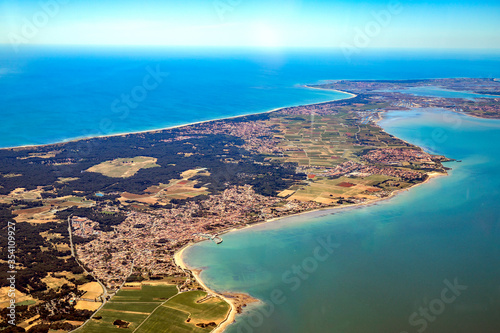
67,215,110,332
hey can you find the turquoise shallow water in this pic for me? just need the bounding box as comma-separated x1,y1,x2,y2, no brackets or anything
184,109,500,333
399,86,500,100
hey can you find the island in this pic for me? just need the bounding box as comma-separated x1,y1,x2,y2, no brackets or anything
1,78,499,332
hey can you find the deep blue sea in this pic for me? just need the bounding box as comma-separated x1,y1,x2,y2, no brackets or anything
1,47,500,148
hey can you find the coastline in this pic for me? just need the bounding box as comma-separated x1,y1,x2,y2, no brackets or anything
450,108,500,120
303,85,357,99
175,170,448,332
174,245,260,333
1,108,284,151
1,88,356,151
170,101,450,333
3,83,454,331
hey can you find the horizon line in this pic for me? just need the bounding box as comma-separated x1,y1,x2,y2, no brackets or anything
1,44,500,51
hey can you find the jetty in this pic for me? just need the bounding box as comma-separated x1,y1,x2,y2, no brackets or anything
193,233,223,244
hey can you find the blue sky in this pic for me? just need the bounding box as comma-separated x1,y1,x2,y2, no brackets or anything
0,0,499,49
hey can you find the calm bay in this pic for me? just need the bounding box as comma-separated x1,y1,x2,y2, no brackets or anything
184,109,500,333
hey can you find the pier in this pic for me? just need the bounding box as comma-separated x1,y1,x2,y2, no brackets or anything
193,233,223,244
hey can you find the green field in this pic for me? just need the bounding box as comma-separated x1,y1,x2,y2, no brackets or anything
77,283,178,333
80,311,149,332
103,301,160,313
286,174,410,204
136,291,230,333
15,300,36,306
261,112,415,204
270,113,407,170
111,284,178,302
137,306,194,332
77,283,230,333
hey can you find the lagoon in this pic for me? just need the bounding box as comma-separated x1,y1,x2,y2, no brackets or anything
398,86,500,100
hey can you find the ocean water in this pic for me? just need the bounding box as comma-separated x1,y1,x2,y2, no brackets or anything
184,109,500,333
1,47,500,148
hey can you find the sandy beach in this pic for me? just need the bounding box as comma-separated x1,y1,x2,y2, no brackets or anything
303,85,358,99
174,245,259,333
174,168,448,332
5,80,449,332
2,87,356,151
